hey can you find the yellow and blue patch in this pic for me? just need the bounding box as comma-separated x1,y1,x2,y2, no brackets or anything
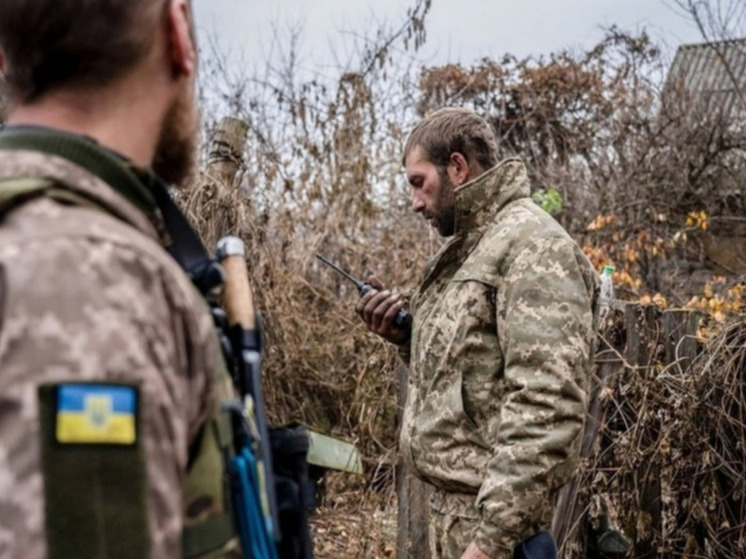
55,384,138,445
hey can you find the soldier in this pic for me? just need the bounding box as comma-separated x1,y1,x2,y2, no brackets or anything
357,108,600,559
0,1,241,558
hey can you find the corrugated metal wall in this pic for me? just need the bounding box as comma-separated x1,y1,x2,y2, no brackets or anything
667,38,746,116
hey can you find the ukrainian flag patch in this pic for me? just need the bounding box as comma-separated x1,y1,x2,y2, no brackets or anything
55,384,138,445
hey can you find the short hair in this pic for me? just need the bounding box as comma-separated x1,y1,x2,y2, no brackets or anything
0,0,169,103
403,107,498,171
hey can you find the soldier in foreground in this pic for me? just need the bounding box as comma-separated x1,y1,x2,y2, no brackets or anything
357,108,600,559
0,1,244,557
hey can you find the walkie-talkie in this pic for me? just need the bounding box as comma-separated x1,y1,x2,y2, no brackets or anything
316,254,412,329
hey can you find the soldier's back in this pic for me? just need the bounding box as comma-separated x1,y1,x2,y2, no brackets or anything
0,149,216,559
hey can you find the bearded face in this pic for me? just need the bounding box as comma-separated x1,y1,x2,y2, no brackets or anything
432,166,457,237
406,145,459,238
152,78,199,187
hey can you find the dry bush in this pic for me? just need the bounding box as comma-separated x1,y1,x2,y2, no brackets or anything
416,29,746,306
688,316,746,556
557,309,746,559
188,2,435,501
184,12,746,557
416,30,666,230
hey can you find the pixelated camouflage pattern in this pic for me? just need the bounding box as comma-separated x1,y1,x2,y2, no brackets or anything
429,508,478,559
400,159,600,559
0,150,219,558
427,489,479,559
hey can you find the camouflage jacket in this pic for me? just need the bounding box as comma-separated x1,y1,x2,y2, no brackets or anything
399,159,600,558
0,129,218,558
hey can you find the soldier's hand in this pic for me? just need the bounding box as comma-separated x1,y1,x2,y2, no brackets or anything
460,542,497,559
355,276,411,345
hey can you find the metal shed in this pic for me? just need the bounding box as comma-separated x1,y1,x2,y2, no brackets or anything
666,38,746,116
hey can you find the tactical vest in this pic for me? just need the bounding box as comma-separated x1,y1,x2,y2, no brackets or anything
0,176,242,558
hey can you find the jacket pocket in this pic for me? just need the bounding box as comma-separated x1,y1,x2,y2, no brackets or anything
446,272,502,449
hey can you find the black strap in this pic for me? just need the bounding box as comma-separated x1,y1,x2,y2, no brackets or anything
140,172,225,296
0,126,157,214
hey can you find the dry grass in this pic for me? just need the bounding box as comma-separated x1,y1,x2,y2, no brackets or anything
182,117,428,484
184,22,746,557
559,310,746,558
311,473,398,559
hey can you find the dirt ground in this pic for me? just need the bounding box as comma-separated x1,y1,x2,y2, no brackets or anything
310,474,398,559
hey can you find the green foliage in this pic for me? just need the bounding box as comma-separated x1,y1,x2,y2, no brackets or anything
532,188,563,215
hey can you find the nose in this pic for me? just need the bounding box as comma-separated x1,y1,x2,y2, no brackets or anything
412,191,425,214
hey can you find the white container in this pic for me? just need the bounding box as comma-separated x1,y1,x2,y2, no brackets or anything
599,265,615,320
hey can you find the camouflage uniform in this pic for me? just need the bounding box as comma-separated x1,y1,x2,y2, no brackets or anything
0,129,221,558
399,159,600,559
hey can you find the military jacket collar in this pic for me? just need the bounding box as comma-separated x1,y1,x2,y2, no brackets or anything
453,157,531,236
417,159,532,294
0,126,165,241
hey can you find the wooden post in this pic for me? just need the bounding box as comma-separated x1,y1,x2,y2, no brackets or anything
206,117,249,192
659,309,701,548
624,303,660,370
191,116,250,250
661,309,701,374
624,303,662,558
397,365,432,559
553,309,626,554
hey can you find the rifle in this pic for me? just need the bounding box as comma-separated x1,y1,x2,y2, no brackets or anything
217,237,314,559
217,236,280,558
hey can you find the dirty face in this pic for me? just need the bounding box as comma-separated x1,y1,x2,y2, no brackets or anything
405,145,456,237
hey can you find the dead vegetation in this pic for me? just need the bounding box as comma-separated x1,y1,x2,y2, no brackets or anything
552,308,746,558
310,472,398,559
688,317,746,556
0,0,744,556
182,5,746,557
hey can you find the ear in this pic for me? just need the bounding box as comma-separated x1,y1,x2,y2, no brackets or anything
448,152,471,187
165,0,197,78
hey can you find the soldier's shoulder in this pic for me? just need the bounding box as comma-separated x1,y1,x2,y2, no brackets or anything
0,197,204,317
492,198,572,243
489,202,598,289
468,199,575,273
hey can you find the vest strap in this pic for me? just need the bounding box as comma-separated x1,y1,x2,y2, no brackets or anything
0,177,53,214
0,176,107,217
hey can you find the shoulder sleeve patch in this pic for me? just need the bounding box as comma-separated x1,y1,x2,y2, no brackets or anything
38,383,150,558
56,384,138,445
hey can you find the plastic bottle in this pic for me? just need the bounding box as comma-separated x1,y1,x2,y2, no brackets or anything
599,265,615,320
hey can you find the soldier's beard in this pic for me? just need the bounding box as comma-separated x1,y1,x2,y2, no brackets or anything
433,168,456,237
152,80,199,188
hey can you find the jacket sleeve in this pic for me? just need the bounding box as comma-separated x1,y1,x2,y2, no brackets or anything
474,236,596,558
0,227,217,557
